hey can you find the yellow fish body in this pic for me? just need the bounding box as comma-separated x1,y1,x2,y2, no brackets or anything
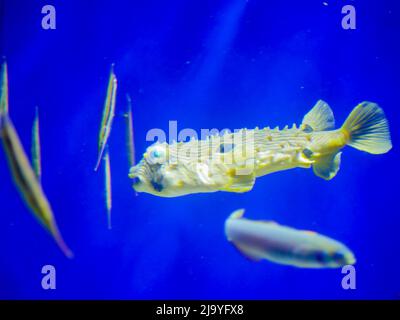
129,100,391,197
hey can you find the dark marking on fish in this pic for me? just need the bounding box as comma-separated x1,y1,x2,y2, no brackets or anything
302,124,313,133
219,143,235,153
151,180,164,192
302,148,313,158
315,251,327,263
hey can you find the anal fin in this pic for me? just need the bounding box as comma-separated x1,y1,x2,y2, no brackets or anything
313,152,342,180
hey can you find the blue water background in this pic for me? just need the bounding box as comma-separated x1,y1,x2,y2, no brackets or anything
0,0,399,299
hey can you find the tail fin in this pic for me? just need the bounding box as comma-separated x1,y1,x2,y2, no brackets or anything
342,102,392,154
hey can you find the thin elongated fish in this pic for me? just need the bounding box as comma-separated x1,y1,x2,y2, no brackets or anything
125,94,136,168
32,106,42,182
0,113,73,258
94,65,117,171
129,100,392,197
104,148,112,229
225,209,355,268
0,61,9,114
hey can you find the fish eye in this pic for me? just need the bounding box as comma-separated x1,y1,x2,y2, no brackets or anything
151,150,161,158
147,145,166,164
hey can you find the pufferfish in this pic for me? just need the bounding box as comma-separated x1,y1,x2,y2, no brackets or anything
129,100,392,197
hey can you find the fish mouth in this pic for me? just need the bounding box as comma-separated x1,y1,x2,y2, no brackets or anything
129,160,165,193
129,160,153,190
131,176,142,188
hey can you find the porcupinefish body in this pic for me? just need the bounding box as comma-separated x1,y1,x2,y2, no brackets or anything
129,100,392,197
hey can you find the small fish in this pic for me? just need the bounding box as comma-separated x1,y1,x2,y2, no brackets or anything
125,94,136,168
94,65,117,171
31,106,42,182
225,209,355,268
129,100,392,197
0,113,73,258
0,61,9,114
104,148,112,229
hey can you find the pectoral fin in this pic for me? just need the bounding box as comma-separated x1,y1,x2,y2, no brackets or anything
313,152,342,180
222,173,255,193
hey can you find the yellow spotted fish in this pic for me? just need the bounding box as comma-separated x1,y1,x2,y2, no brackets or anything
129,100,392,197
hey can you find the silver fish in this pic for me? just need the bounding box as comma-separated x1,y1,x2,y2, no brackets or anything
225,209,355,268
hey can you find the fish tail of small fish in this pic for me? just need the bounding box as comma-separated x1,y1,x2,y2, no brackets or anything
94,142,106,171
107,210,112,230
125,94,135,168
48,219,74,259
341,102,392,154
104,148,112,229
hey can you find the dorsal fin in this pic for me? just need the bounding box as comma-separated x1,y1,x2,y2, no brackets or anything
302,230,317,236
302,100,335,131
